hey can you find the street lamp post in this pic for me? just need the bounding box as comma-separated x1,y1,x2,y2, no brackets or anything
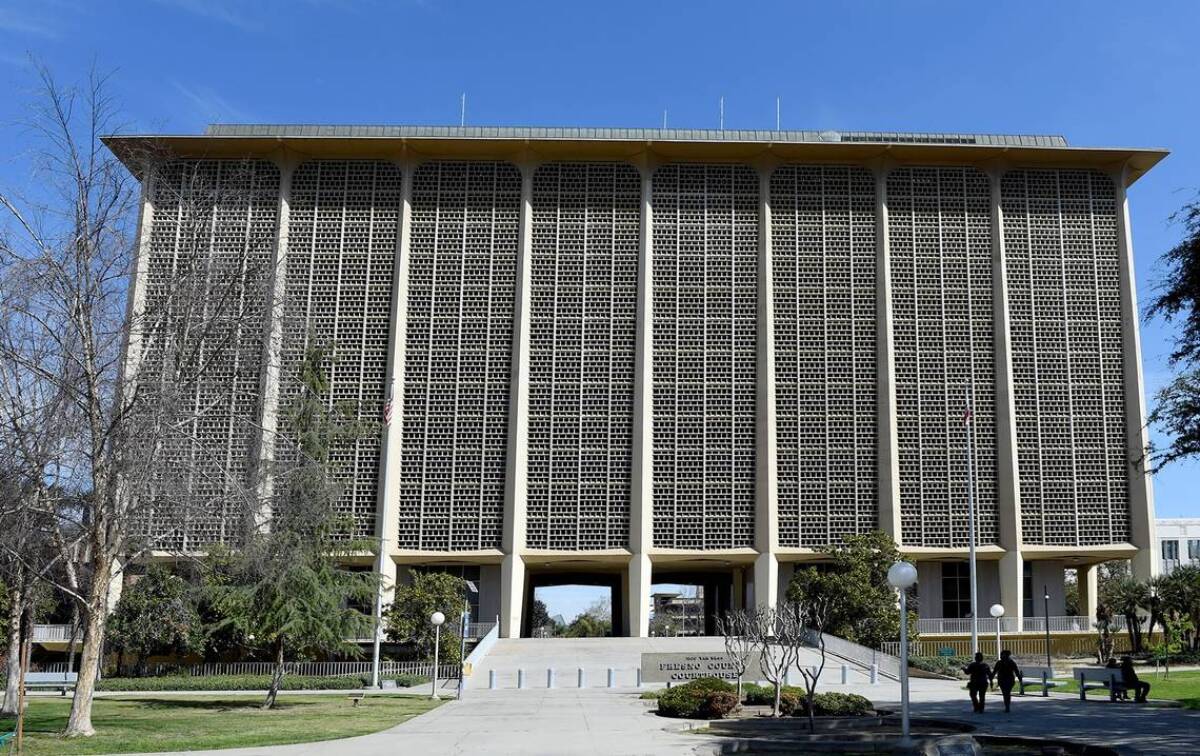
888,561,919,744
430,611,445,700
989,604,1005,659
1043,587,1052,671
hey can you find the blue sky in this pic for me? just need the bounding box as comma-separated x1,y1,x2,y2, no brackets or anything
2,0,1197,620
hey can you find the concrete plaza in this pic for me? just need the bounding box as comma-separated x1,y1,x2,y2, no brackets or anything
125,672,1200,755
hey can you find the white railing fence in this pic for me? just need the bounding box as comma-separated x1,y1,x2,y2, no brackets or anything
916,615,1127,636
881,633,1133,659
32,624,75,643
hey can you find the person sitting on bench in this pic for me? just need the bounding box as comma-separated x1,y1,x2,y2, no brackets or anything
1119,656,1150,703
1105,657,1128,700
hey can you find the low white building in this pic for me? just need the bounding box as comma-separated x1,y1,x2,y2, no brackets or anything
1158,518,1200,575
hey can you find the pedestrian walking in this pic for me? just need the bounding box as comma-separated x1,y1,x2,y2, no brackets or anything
963,651,993,713
992,649,1022,713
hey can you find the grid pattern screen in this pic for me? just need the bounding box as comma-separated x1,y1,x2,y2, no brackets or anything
276,161,401,539
526,163,639,550
1001,169,1129,546
135,160,280,550
398,161,520,550
888,167,999,547
651,164,758,549
771,166,878,548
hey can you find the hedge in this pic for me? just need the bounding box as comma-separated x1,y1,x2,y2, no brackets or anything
95,673,428,692
656,677,739,719
910,655,972,679
794,692,873,717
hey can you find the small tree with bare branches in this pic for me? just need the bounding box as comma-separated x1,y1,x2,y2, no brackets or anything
716,609,757,702
747,606,802,717
787,567,839,732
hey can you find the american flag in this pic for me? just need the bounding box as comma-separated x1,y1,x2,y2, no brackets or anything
383,384,394,426
963,406,973,424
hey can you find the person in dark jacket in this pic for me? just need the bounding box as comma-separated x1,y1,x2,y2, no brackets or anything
963,652,994,713
992,650,1022,712
1119,656,1151,703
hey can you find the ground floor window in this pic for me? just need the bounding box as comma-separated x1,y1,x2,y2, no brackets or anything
941,562,971,619
1023,561,1034,618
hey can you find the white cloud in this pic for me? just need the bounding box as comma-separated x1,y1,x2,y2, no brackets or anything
0,7,57,37
172,81,258,125
150,0,257,31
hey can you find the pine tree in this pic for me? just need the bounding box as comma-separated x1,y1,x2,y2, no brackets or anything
207,346,380,709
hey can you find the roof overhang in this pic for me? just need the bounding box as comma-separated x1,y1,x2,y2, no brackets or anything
102,128,1168,186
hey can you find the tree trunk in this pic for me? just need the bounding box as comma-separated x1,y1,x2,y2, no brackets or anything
735,676,742,704
772,681,782,718
16,605,34,751
64,555,113,738
263,640,285,710
1,583,22,716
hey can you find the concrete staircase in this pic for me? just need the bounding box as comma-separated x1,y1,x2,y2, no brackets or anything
467,636,862,691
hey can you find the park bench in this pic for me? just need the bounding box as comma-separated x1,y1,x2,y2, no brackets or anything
1016,666,1059,697
24,671,77,696
1073,667,1126,702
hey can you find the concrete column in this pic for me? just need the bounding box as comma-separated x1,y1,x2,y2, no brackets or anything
988,167,1025,625
754,164,778,610
1114,165,1158,581
732,567,745,611
754,553,779,612
117,169,156,393
1078,564,1099,622
872,164,903,544
500,161,536,638
627,164,655,637
627,554,651,637
375,160,414,607
106,557,125,614
252,158,297,527
998,550,1024,628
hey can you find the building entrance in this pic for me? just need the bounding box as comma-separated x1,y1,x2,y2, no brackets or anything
522,571,624,638
649,568,736,636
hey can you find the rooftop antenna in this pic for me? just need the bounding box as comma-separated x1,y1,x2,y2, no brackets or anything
460,93,466,127
776,96,781,131
719,96,724,130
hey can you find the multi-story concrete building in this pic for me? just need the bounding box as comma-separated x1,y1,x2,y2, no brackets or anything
106,125,1165,639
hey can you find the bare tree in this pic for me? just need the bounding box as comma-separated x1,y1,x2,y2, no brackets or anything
715,609,756,702
0,63,276,737
747,606,801,717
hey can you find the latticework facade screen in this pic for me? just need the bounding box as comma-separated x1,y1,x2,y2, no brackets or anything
276,161,402,538
1001,170,1129,546
651,164,758,549
888,167,999,547
397,161,520,550
526,163,639,550
136,160,280,550
771,166,878,548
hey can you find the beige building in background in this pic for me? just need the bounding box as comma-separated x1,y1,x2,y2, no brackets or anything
106,126,1165,639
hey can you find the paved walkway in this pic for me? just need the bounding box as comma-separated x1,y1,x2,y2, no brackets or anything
124,680,1200,756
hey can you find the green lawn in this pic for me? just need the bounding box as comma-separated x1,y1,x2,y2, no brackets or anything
0,694,443,754
1051,669,1200,709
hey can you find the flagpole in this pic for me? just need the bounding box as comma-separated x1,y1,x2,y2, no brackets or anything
966,384,979,656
